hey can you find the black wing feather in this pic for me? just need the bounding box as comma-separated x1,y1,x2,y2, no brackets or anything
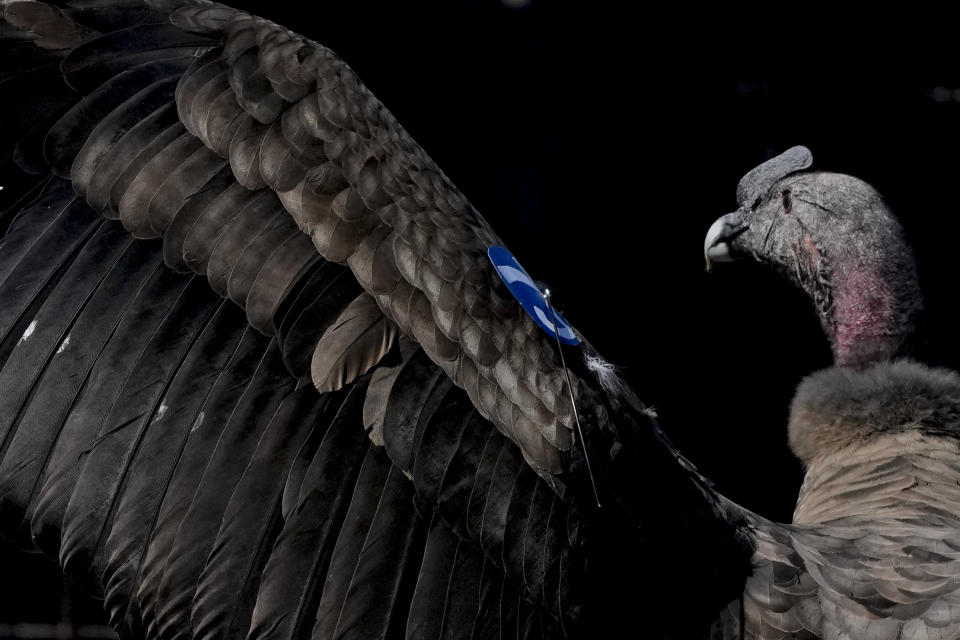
101,299,249,635
310,442,394,640
190,382,331,640
246,382,370,640
23,237,165,553
404,514,461,640
382,347,452,474
59,22,214,91
151,341,293,639
59,273,219,588
327,463,429,640
0,221,132,539
0,189,100,360
29,256,178,559
136,324,271,637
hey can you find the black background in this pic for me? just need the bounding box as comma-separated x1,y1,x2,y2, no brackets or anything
6,1,960,634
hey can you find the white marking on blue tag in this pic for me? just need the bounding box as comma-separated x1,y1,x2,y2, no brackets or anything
487,246,580,345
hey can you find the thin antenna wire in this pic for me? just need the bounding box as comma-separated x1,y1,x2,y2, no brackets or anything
542,289,601,508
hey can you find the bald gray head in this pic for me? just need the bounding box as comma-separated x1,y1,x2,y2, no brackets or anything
704,147,923,369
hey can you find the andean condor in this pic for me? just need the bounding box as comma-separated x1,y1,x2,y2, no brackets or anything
2,2,960,639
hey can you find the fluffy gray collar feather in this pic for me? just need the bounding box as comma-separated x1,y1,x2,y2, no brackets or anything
788,360,960,466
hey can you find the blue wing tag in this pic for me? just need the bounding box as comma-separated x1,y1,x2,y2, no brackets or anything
487,246,580,346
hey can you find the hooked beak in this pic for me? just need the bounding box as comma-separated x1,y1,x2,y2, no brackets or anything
704,211,748,271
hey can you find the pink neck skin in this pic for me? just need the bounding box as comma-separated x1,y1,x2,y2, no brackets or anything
830,265,902,368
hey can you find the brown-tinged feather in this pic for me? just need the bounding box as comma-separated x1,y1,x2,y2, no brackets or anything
107,120,187,217
175,48,223,136
205,189,285,297
4,1,97,51
184,64,231,147
189,383,330,640
361,338,418,447
84,101,180,214
161,165,236,272
179,180,261,273
151,342,293,640
227,45,288,125
228,116,268,190
244,232,318,335
345,223,401,295
70,73,178,199
117,129,204,238
224,217,298,309
44,58,189,177
310,292,398,393
146,143,228,237
258,119,307,191
273,259,363,379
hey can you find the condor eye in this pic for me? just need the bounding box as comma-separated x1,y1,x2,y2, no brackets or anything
751,196,762,210
781,188,792,214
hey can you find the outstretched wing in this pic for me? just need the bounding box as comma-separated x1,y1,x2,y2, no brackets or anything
0,1,755,638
